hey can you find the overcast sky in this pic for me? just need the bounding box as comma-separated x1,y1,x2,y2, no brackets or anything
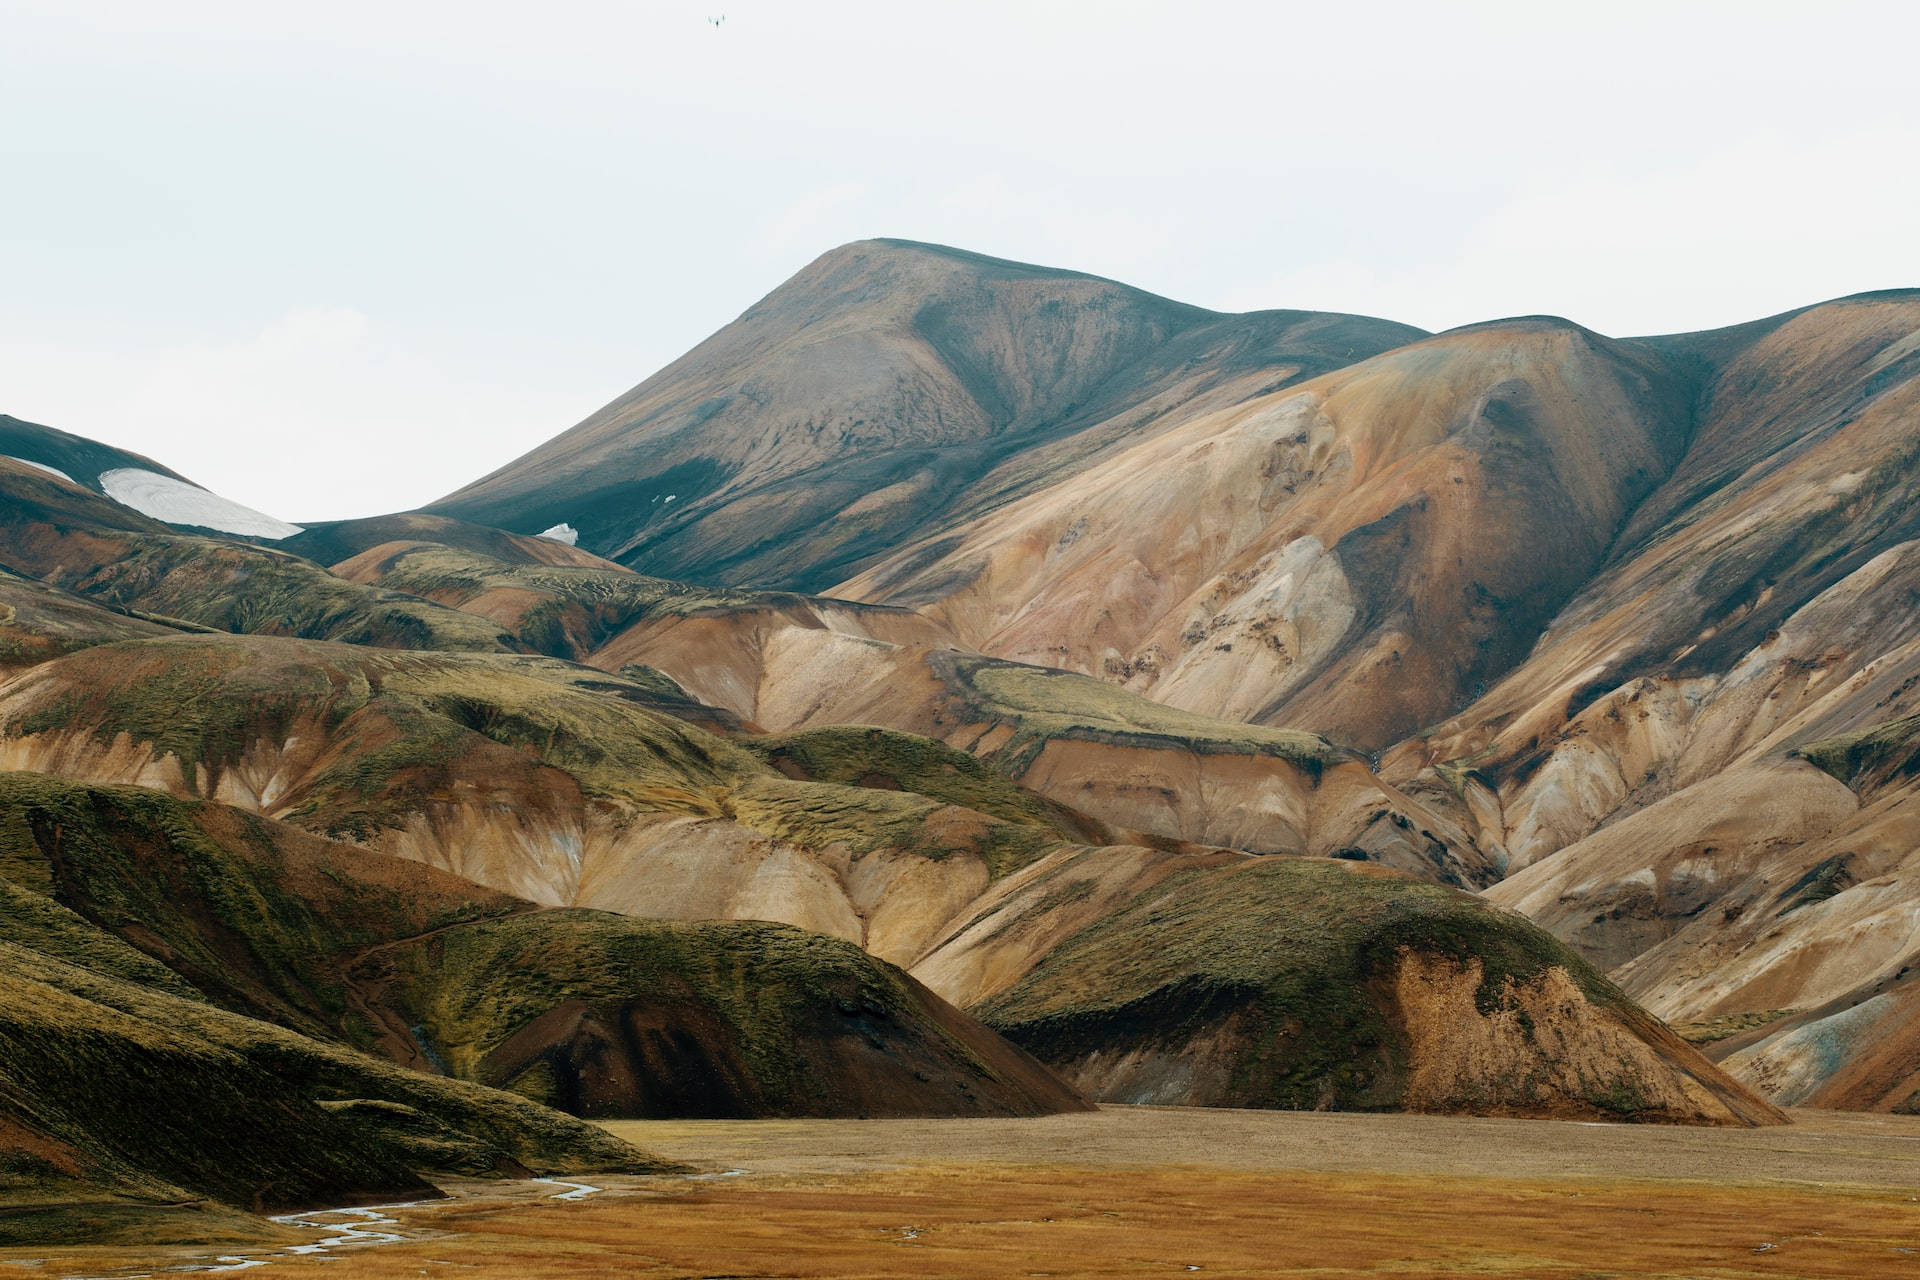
3,0,1916,522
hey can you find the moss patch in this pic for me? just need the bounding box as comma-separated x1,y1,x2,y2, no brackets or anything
1796,713,1920,795
931,651,1344,778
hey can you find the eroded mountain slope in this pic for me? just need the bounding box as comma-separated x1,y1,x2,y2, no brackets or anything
839,317,1698,749
973,857,1778,1124
304,532,1498,886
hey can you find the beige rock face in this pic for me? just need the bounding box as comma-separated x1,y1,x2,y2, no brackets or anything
1715,972,1920,1112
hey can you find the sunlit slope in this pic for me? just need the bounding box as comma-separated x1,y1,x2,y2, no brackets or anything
1392,292,1920,870
592,609,1502,887
842,317,1696,749
1370,293,1920,1108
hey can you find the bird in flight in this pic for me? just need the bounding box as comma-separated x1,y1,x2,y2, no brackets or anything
708,14,725,26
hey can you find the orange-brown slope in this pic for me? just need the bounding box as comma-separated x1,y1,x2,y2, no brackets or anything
1384,292,1920,869
426,239,1426,591
1373,294,1920,1108
1711,964,1920,1112
840,318,1697,750
1482,714,1920,1107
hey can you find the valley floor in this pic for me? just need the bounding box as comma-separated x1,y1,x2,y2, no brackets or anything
13,1107,1920,1279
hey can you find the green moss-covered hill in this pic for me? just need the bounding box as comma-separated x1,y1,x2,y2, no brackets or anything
285,511,629,572
973,856,1784,1125
929,649,1347,778
746,723,1116,845
1797,711,1920,796
362,912,1087,1118
0,873,664,1246
327,539,774,662
0,772,1086,1125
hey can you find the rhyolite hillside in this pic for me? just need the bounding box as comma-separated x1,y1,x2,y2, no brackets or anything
15,246,1920,1240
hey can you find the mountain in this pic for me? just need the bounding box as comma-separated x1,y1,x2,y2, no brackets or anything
320,533,1501,886
839,315,1698,749
426,239,1427,590
411,249,1920,1117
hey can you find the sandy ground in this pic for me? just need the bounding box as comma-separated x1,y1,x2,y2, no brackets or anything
10,1107,1920,1279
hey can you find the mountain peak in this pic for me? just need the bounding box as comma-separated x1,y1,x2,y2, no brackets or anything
427,243,1426,589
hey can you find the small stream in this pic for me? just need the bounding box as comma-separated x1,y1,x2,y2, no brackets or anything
528,1179,600,1202
60,1180,608,1278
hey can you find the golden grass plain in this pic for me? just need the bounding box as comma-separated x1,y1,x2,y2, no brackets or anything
12,1106,1920,1279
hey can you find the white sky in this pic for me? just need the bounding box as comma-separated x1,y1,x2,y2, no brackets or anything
3,0,1916,522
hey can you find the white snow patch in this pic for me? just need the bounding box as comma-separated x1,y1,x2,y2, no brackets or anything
4,456,75,484
98,468,302,539
537,522,580,545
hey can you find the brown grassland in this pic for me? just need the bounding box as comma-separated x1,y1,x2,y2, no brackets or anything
9,1107,1920,1279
